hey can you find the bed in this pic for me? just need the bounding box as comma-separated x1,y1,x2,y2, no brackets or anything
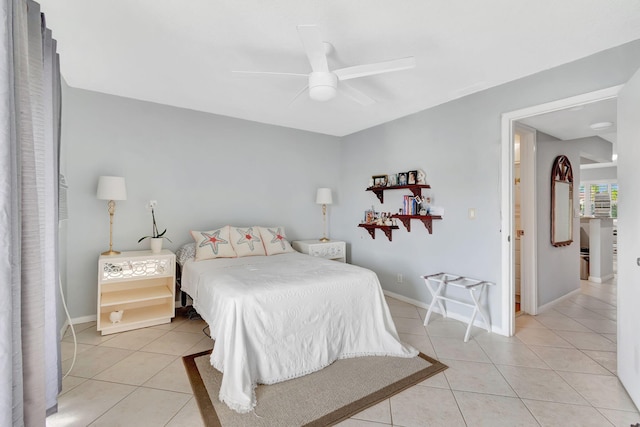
180,247,417,413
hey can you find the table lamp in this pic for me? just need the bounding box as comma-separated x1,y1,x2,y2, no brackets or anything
97,176,127,255
316,188,333,242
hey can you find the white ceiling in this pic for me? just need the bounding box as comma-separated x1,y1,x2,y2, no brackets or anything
39,0,640,137
519,97,617,144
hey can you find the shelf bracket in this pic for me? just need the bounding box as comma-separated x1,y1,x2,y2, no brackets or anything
409,187,422,198
396,216,411,232
372,189,384,203
364,226,376,239
382,227,394,241
419,217,433,234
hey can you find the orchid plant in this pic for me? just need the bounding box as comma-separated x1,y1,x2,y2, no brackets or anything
138,206,171,243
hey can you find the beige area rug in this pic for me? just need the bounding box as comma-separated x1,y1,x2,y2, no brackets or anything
183,347,447,427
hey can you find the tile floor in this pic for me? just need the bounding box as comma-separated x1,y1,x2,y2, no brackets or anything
46,279,640,427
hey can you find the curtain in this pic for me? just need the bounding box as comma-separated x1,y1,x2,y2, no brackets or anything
0,1,61,426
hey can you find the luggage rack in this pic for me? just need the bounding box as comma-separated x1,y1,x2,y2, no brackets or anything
421,272,494,342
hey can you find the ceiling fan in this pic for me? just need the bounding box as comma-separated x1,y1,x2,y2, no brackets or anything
233,25,416,106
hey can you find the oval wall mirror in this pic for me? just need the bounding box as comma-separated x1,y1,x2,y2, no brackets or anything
551,155,574,247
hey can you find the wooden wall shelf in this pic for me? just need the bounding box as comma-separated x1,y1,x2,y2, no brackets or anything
366,184,431,204
391,214,442,233
358,224,399,241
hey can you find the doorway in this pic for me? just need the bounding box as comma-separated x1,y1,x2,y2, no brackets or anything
500,85,622,336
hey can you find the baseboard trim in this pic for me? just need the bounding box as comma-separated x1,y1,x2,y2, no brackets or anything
60,314,98,337
537,288,582,313
587,273,615,284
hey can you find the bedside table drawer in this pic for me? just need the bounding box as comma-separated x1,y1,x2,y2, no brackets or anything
292,240,347,263
309,242,344,259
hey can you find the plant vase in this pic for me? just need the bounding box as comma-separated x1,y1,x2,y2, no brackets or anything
150,237,163,253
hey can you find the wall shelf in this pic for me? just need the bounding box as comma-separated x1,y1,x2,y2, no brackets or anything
358,224,399,241
391,214,442,233
366,184,431,204
360,182,441,240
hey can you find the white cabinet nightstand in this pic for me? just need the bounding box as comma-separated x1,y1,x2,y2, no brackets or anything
292,240,346,263
97,250,176,335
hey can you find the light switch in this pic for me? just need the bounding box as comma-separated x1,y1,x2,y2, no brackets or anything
469,208,476,220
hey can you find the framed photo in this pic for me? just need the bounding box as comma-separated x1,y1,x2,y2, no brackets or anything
397,172,408,186
388,173,398,187
407,170,418,185
372,174,388,187
364,209,378,224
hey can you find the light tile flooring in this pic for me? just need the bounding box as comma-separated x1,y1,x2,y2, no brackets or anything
47,280,640,427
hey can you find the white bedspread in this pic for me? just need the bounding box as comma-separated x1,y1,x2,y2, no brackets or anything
181,252,417,413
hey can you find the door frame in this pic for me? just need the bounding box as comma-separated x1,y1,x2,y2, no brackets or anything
500,85,622,336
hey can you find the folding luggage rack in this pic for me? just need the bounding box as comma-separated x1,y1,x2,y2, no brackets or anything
421,272,494,342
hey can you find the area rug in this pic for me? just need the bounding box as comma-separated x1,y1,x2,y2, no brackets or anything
183,348,447,427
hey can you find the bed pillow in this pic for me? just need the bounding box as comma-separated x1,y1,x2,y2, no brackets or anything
230,226,266,257
175,242,196,265
258,226,295,256
190,225,236,261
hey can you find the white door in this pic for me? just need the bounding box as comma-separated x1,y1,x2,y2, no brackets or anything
617,67,640,409
514,124,537,316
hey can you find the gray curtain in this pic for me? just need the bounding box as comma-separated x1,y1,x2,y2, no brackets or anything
0,1,61,426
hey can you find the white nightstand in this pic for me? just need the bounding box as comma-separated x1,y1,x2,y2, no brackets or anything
292,240,346,263
97,250,176,335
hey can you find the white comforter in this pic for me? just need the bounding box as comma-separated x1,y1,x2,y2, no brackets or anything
181,252,417,413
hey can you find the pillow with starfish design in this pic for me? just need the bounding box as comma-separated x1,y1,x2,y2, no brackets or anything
190,225,236,261
230,226,266,257
257,226,295,256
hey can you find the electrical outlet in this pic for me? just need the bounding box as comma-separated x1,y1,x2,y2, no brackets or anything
146,200,157,210
397,273,403,283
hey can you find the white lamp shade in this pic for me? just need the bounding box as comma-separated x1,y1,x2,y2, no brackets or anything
97,176,127,201
316,188,333,205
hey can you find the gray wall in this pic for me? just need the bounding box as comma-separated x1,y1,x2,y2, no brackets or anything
337,40,640,329
575,136,613,163
62,88,341,318
61,39,640,326
536,132,580,306
580,165,617,182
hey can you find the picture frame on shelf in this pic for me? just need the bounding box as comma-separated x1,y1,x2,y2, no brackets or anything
398,172,408,186
407,170,418,185
372,174,388,187
364,209,378,224
389,174,398,187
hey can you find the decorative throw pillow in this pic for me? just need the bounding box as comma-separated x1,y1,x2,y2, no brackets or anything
230,226,266,257
190,225,236,261
258,226,295,256
175,242,196,265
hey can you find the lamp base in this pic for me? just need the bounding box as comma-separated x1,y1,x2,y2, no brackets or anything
101,249,121,256
319,237,330,242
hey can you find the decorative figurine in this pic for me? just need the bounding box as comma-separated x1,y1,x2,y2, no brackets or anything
110,310,124,324
417,169,426,184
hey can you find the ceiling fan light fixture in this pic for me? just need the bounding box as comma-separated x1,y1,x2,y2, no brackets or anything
309,72,337,101
589,121,613,131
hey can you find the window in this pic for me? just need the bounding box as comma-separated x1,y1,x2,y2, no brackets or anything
580,182,618,218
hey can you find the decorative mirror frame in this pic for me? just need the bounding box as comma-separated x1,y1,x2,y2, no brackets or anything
551,155,574,247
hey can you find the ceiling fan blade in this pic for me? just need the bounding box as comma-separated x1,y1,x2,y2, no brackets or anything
232,71,307,78
288,85,309,107
334,57,416,81
296,25,329,72
340,82,375,106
